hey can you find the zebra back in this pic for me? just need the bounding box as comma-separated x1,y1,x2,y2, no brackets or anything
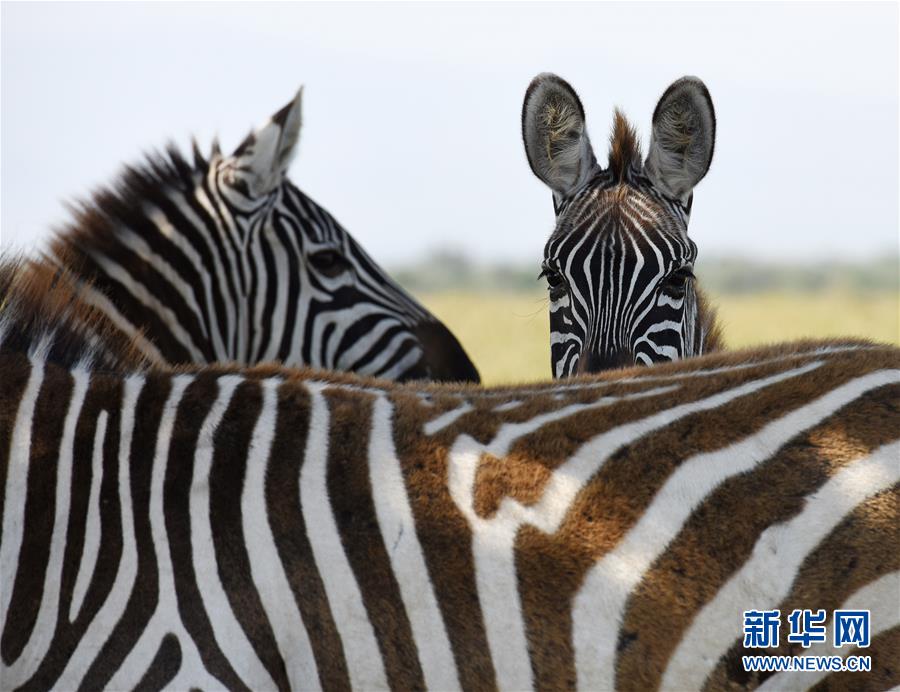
2,333,898,690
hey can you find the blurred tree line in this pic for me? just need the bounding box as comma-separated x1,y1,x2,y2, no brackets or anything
392,249,899,295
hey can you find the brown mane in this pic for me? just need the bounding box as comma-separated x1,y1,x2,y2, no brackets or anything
0,255,152,371
608,109,642,181
696,286,725,354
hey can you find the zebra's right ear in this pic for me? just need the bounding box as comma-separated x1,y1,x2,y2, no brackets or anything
229,87,303,197
644,77,715,203
522,73,598,200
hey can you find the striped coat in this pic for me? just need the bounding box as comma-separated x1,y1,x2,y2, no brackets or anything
2,339,897,690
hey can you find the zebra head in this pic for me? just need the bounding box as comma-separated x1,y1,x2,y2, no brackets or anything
522,74,721,377
50,89,479,383
220,91,481,382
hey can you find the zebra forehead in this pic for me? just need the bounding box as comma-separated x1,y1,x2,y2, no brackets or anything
545,188,683,259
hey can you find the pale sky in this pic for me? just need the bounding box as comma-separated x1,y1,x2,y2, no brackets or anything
2,2,898,267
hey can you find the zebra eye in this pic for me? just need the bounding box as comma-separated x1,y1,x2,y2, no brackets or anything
309,250,348,278
539,267,567,300
662,267,694,298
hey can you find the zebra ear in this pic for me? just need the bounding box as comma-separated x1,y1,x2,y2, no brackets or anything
644,77,715,203
230,87,303,196
522,73,598,200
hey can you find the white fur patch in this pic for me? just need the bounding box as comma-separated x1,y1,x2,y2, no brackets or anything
301,384,389,690
369,394,459,689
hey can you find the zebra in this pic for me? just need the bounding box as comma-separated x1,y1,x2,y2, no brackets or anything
2,262,898,690
23,88,478,382
522,73,724,377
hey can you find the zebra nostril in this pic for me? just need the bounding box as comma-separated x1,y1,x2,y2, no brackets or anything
577,348,634,374
414,321,480,383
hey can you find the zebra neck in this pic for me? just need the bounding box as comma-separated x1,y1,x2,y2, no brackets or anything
46,175,251,367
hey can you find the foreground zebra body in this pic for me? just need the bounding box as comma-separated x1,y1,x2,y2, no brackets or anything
29,89,478,382
2,336,898,689
523,74,723,376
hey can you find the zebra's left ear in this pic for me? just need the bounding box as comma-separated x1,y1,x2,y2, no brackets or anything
644,77,716,203
230,87,303,196
522,73,599,200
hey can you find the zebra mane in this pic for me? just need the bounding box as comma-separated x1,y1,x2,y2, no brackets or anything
0,256,152,371
46,140,217,265
608,109,642,182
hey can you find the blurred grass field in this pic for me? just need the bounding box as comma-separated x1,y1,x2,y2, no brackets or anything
417,290,900,385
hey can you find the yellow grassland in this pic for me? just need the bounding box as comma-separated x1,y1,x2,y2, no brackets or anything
418,290,900,385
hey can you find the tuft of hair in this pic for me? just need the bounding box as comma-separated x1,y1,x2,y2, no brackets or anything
0,255,152,371
608,109,642,182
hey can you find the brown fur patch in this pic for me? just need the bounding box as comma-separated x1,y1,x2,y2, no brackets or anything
696,286,725,354
390,391,500,689
813,627,900,691
608,109,642,181
0,257,151,370
470,351,872,521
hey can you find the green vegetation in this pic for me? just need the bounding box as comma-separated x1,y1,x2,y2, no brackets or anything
401,253,899,385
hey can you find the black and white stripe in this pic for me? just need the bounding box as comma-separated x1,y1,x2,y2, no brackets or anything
42,89,478,382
